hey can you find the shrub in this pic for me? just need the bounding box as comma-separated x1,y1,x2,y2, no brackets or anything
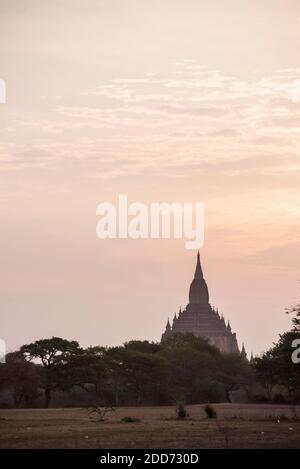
204,404,217,419
121,416,140,423
176,403,188,419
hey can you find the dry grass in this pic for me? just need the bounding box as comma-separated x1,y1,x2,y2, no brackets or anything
0,404,299,449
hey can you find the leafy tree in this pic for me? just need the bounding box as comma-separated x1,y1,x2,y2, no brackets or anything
124,340,162,354
122,350,167,405
69,346,107,403
287,303,300,332
254,304,300,402
105,346,167,405
216,353,254,401
0,351,40,407
21,337,81,407
160,333,252,403
254,351,277,399
255,331,300,399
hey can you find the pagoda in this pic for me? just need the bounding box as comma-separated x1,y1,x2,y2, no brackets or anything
161,252,241,354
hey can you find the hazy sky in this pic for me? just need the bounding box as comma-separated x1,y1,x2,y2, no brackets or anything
1,0,300,355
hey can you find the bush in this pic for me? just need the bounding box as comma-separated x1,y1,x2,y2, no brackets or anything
176,403,188,419
204,404,217,419
121,416,140,423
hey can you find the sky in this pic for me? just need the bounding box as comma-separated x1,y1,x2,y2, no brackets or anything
1,0,300,356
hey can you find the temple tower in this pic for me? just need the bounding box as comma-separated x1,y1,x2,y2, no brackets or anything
161,252,240,354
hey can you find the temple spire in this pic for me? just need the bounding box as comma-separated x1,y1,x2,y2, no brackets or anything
194,251,203,279
241,343,247,360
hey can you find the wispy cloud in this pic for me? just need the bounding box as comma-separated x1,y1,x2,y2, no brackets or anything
1,61,300,183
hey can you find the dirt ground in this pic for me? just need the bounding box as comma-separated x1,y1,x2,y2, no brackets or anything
0,404,300,449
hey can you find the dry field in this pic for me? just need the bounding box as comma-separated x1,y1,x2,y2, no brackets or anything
0,404,300,449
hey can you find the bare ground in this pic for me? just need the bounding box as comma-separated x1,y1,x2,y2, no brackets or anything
0,404,299,449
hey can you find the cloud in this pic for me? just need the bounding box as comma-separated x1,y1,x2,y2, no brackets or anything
0,61,300,181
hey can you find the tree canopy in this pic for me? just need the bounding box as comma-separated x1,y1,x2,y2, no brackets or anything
0,333,253,408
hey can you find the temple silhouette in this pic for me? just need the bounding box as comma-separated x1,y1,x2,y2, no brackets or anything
162,252,245,356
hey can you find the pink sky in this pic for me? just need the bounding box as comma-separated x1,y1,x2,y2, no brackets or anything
1,0,300,355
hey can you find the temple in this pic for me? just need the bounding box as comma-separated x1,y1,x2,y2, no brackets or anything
161,252,242,354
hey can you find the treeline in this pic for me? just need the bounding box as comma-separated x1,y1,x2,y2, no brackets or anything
0,305,299,408
0,334,253,408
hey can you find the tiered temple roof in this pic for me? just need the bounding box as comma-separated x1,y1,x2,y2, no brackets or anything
161,252,243,355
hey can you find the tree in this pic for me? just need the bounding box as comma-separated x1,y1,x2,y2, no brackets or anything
254,351,277,400
253,303,300,401
217,353,254,401
160,333,252,404
68,346,107,404
121,350,167,405
21,337,81,407
287,303,300,332
0,351,40,407
254,330,300,401
105,346,167,406
124,340,162,354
